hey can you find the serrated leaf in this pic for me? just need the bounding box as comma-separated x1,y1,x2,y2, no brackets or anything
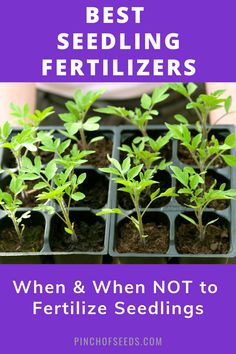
222,155,236,167
141,93,152,110
187,83,197,96
170,166,189,187
45,161,57,180
122,157,131,174
58,139,71,154
127,164,143,180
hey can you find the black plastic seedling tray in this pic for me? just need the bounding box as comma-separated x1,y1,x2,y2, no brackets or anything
0,126,119,261
108,125,236,259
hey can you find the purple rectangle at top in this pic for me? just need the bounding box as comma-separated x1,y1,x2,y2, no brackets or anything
0,0,235,82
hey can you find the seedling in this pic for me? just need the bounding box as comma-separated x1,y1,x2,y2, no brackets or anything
119,133,172,170
21,154,87,242
0,121,38,171
97,155,175,241
171,166,236,241
58,89,105,150
10,103,54,129
166,120,236,172
168,83,233,140
95,86,169,136
0,176,31,243
38,133,94,169
166,84,236,178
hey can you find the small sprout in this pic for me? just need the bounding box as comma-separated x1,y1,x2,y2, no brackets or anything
0,123,38,171
10,103,54,129
58,89,105,150
120,133,172,170
97,156,175,241
0,176,30,242
171,166,236,241
95,86,170,137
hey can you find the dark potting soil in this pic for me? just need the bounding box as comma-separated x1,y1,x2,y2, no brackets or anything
176,223,230,254
176,174,230,210
66,137,112,168
50,219,105,252
86,138,113,167
117,220,169,253
118,172,171,210
0,225,44,252
68,177,108,209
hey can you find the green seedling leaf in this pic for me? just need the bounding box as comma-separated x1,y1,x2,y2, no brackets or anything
150,188,161,200
174,114,188,124
122,157,131,174
99,167,120,175
127,164,143,180
180,214,197,226
141,93,152,110
33,182,48,190
71,192,85,201
45,161,57,180
34,205,55,215
187,83,197,96
77,173,86,185
65,227,73,235
96,208,123,216
222,155,236,167
205,218,219,227
89,136,104,144
151,85,169,104
224,96,232,113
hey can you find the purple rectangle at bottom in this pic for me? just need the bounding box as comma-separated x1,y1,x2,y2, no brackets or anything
0,264,234,354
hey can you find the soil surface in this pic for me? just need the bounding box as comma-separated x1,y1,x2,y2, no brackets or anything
66,137,113,168
117,220,169,253
86,138,113,167
50,219,105,252
176,222,230,254
0,225,44,252
176,173,230,210
118,172,172,209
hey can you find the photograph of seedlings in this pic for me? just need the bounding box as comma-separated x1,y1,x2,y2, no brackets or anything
0,82,235,263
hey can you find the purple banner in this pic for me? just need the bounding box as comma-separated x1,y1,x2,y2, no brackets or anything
0,265,235,353
0,0,235,81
